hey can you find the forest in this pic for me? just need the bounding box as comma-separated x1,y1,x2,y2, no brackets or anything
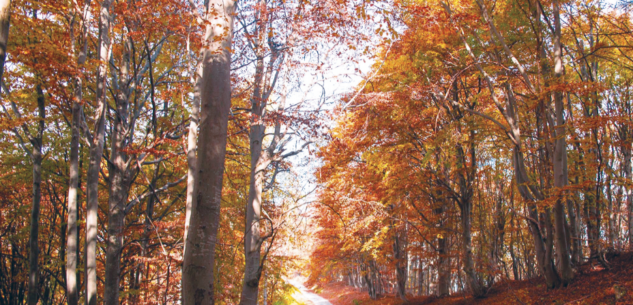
0,0,632,304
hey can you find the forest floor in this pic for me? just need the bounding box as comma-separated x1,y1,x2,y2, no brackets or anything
314,252,633,305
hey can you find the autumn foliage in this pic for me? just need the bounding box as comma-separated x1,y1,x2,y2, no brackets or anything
308,0,633,302
1,0,633,304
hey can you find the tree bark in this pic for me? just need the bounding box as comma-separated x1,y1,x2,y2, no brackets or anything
85,1,112,304
625,145,633,250
240,53,267,305
513,146,561,288
434,160,450,297
607,169,615,249
552,0,574,285
240,9,286,301
183,62,201,254
456,139,486,297
103,25,134,305
393,224,407,301
182,1,235,304
418,258,424,296
437,232,449,297
27,84,45,305
66,3,88,303
362,264,376,300
461,198,485,297
566,188,581,264
0,0,11,86
66,58,81,305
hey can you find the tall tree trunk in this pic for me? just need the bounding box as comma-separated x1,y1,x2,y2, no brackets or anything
240,142,266,304
103,29,132,305
461,198,485,297
240,53,267,305
183,63,201,254
418,258,424,296
625,144,633,250
10,242,19,305
456,138,486,297
514,147,560,288
509,188,521,281
240,12,286,301
552,0,574,285
0,0,10,86
494,181,507,277
434,160,450,297
66,63,81,305
393,222,407,301
66,4,88,303
182,1,235,304
362,264,376,300
607,170,615,249
27,84,45,305
85,1,112,303
566,189,581,264
102,108,128,305
437,232,449,297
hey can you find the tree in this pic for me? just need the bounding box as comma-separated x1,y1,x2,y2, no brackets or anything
0,0,11,85
182,0,236,304
66,2,89,304
85,1,111,304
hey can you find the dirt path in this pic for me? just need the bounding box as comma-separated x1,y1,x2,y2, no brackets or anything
287,278,333,305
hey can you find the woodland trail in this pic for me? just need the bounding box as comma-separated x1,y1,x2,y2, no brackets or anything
288,278,333,305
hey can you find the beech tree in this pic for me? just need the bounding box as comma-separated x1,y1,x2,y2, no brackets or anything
65,1,89,304
0,0,11,84
182,0,235,303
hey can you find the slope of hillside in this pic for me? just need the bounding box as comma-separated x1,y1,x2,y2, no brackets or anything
316,253,633,305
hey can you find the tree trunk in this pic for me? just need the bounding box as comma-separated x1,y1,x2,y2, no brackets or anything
85,1,112,304
394,224,407,301
566,193,581,265
66,5,88,303
456,139,486,297
183,62,201,254
240,146,266,304
552,0,574,285
102,110,129,305
10,242,19,305
607,171,615,249
461,198,485,297
240,11,286,300
182,1,235,304
624,145,633,250
362,264,376,300
0,0,11,86
66,67,81,305
418,259,424,296
437,234,449,297
240,53,267,305
509,195,521,281
27,84,45,305
513,147,561,288
104,28,133,305
503,47,560,287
